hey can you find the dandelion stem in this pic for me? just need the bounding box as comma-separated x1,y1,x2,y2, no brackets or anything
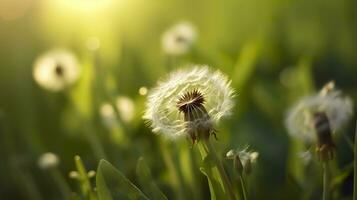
322,161,330,200
239,175,248,200
353,121,357,200
203,139,236,200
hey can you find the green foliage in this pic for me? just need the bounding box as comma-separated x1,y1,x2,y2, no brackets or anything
0,0,356,199
136,157,168,200
96,160,149,200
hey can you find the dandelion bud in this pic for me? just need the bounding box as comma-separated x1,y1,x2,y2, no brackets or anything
233,155,244,176
313,112,335,162
226,148,259,176
38,152,59,169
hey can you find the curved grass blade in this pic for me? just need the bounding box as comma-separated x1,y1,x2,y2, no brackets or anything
136,157,168,200
96,160,150,200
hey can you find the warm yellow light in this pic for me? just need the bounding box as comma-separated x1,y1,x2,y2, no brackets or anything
53,0,114,13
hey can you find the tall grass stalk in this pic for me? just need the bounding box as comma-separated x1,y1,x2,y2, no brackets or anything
353,121,357,200
323,162,330,200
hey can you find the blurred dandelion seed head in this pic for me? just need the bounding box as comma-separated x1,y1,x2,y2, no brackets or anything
100,103,116,128
285,82,353,143
144,66,234,139
161,21,197,56
116,96,135,123
33,49,80,92
38,152,59,169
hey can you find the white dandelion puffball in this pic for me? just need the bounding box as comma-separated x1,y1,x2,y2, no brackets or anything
144,66,234,139
33,49,80,92
285,82,353,143
161,21,197,56
38,152,59,169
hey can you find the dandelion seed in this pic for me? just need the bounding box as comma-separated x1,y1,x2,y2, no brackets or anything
285,81,353,161
38,152,59,169
161,21,197,56
144,66,234,142
116,96,135,123
33,49,80,92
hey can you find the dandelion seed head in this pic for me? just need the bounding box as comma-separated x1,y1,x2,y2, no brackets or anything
99,103,116,128
33,49,80,92
144,66,234,140
38,152,59,169
285,82,353,143
161,21,197,56
116,96,135,123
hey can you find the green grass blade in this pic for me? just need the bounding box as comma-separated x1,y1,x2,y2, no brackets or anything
96,160,150,200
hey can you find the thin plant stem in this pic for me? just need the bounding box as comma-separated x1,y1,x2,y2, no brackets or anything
323,162,330,200
203,139,236,200
353,121,357,200
50,168,71,199
239,175,248,200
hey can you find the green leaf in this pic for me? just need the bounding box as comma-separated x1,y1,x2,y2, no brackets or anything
199,154,225,200
96,160,150,200
232,41,260,90
136,157,168,200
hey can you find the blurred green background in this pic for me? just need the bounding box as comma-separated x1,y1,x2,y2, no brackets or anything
0,0,356,199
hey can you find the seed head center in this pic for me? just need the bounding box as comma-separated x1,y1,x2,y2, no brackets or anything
177,90,205,114
54,64,64,77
